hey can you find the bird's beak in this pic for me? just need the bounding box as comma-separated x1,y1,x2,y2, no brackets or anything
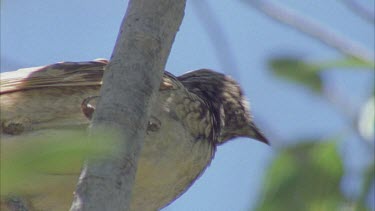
248,123,270,145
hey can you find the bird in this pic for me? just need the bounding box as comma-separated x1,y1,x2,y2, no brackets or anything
0,59,268,211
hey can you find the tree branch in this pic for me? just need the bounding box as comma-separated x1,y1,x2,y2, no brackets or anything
70,1,186,210
340,0,375,24
244,0,375,62
191,0,240,79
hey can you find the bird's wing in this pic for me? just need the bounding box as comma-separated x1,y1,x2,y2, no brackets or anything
0,59,108,94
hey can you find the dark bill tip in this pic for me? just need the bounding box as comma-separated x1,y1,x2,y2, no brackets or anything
249,123,270,145
254,131,270,145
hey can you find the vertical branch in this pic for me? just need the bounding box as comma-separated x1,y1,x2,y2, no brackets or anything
70,1,186,210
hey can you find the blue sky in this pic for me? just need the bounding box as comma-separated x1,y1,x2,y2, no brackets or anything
1,0,374,210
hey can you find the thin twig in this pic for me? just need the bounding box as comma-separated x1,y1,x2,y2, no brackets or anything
244,0,375,62
340,0,375,24
191,1,240,79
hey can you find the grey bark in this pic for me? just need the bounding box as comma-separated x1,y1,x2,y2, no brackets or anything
70,1,186,210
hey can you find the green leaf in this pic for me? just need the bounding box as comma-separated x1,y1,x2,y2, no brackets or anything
318,57,375,70
255,140,346,211
269,56,374,94
0,131,116,196
269,57,323,93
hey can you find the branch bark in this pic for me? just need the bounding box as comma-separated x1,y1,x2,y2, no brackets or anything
70,1,186,210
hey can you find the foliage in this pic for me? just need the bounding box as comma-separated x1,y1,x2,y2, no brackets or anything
255,141,348,211
1,131,115,196
269,57,323,93
262,32,374,210
269,56,374,94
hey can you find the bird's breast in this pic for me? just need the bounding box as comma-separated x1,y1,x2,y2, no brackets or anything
130,89,214,210
0,84,215,211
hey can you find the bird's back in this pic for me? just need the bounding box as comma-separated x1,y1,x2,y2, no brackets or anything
0,60,106,135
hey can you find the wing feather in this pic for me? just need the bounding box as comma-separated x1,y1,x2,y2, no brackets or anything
0,60,107,94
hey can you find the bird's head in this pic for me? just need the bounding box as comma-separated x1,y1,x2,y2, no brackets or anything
178,69,269,145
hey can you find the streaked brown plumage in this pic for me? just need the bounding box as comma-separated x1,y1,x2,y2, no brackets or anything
0,59,268,210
